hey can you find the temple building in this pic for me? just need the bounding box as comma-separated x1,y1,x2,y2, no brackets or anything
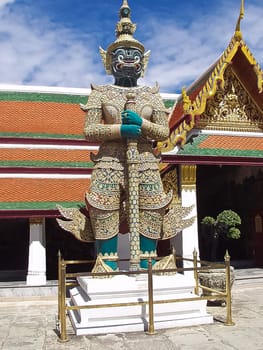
159,5,263,269
0,3,263,285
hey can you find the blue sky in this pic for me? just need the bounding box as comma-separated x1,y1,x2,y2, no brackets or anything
0,0,263,93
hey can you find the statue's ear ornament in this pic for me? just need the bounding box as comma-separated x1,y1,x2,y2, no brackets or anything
99,47,110,74
141,50,151,77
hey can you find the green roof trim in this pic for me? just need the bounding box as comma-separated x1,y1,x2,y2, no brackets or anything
0,92,175,109
178,134,263,158
0,160,94,168
0,131,85,140
0,201,85,210
163,100,175,109
0,91,88,104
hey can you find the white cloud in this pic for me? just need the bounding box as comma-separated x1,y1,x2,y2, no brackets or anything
0,3,110,88
0,1,263,93
242,4,263,59
140,1,263,93
0,0,15,8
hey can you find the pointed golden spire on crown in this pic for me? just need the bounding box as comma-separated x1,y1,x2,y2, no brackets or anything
234,0,245,40
99,0,148,75
116,0,136,37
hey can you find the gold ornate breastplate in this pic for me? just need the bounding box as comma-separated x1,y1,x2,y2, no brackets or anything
95,84,162,124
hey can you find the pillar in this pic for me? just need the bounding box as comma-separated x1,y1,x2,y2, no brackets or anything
180,165,199,279
26,217,46,285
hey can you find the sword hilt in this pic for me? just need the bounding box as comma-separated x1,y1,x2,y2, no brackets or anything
125,92,136,111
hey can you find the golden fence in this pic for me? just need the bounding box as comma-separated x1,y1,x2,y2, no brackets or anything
57,250,234,342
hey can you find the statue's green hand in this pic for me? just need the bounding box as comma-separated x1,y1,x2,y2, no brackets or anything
122,110,142,126
120,124,141,138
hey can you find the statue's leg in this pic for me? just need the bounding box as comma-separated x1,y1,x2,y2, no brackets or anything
96,235,118,270
88,206,120,270
140,234,157,269
138,168,172,269
86,167,124,271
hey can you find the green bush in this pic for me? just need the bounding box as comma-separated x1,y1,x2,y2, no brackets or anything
216,210,241,227
227,227,241,239
201,209,241,240
201,216,215,226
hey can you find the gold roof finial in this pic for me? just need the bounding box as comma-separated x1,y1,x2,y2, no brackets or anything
99,0,150,76
234,0,245,40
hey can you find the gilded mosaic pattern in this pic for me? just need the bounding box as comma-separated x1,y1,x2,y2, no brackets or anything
197,66,263,131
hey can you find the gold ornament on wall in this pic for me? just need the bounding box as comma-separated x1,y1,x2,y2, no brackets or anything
197,66,263,131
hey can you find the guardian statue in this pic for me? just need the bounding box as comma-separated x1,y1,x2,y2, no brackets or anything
57,0,194,274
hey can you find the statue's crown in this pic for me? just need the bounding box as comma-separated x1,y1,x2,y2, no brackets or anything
100,0,148,76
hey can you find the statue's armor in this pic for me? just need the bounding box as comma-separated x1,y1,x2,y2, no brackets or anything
83,84,171,240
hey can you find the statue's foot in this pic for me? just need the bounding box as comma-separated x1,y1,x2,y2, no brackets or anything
153,254,177,275
91,256,118,278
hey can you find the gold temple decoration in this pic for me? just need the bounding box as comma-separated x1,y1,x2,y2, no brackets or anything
162,168,179,198
154,254,177,275
161,87,194,147
158,0,263,153
162,197,195,240
56,205,94,242
161,168,196,240
91,255,116,278
158,165,197,238
99,0,150,76
182,87,192,114
234,0,245,41
181,165,196,188
197,66,263,131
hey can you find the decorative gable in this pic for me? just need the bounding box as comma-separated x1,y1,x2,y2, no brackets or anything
196,66,263,132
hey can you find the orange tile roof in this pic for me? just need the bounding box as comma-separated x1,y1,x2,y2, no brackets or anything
0,178,90,202
0,101,85,136
172,134,263,160
199,135,263,150
1,148,93,163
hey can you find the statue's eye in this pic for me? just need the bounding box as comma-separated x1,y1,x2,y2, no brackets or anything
133,50,142,59
114,49,125,57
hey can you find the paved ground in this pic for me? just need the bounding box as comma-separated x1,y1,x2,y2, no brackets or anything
0,269,262,350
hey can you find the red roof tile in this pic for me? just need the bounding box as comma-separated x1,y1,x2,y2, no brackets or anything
199,135,263,151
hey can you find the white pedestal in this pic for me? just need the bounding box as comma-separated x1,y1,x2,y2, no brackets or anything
68,273,213,335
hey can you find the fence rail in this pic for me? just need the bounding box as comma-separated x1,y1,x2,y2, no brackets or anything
57,250,234,342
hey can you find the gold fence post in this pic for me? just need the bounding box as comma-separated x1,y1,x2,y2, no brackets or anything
57,250,61,325
224,250,235,326
58,255,69,342
193,248,199,295
147,258,155,335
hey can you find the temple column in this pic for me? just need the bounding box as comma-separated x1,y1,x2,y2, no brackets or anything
180,165,199,279
26,217,46,285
